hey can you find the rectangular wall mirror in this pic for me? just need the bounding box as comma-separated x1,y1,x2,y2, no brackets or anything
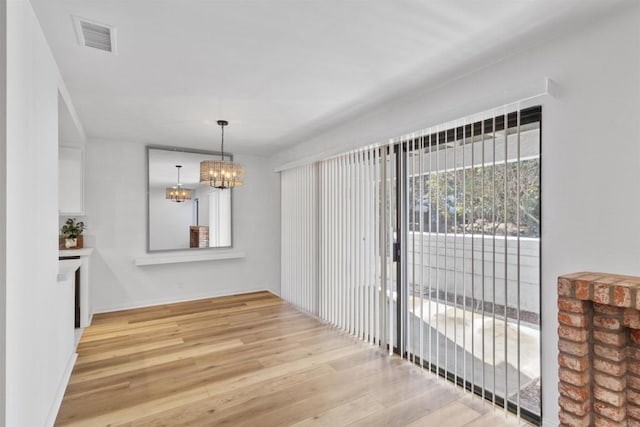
147,146,232,252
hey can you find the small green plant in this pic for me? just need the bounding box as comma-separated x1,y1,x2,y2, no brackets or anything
61,218,86,239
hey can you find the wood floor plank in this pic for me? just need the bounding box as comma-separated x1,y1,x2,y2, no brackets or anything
462,411,522,427
291,394,384,426
69,339,244,384
75,338,185,366
55,291,528,427
407,401,481,426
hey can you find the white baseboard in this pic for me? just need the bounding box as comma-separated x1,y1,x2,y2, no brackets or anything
269,288,281,297
45,352,77,427
92,287,278,314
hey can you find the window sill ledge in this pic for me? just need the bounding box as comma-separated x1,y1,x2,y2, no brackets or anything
134,250,245,266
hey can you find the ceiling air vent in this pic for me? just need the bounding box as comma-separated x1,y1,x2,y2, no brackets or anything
73,16,117,54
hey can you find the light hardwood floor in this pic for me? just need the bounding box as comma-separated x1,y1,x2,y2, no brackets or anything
56,291,525,426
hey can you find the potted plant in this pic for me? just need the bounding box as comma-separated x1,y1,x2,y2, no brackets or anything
60,218,86,249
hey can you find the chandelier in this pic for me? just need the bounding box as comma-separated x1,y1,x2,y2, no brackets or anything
199,120,244,189
165,165,193,203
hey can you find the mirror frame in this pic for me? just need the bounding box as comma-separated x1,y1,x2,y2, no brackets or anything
146,144,234,253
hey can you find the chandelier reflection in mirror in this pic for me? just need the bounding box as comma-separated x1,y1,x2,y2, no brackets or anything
199,120,244,189
165,165,193,203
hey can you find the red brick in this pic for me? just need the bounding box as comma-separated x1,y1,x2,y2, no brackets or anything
630,418,640,427
559,339,589,357
559,410,592,427
630,389,640,405
594,372,626,391
594,315,621,330
632,329,640,345
559,312,589,328
630,347,640,361
594,414,627,427
618,278,640,287
560,368,591,386
558,411,591,427
594,276,627,286
629,404,640,421
594,358,626,376
612,285,632,307
559,325,589,342
594,385,625,406
630,360,640,376
558,278,575,297
559,382,591,401
593,283,611,304
594,401,626,421
575,281,591,300
594,344,625,362
628,375,640,390
594,303,622,315
624,308,640,329
559,297,590,313
560,272,592,280
559,353,590,371
594,330,627,346
559,395,591,416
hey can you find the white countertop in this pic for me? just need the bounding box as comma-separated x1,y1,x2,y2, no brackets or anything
59,247,94,257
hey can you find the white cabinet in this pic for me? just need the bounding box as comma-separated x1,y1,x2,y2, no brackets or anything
59,147,84,215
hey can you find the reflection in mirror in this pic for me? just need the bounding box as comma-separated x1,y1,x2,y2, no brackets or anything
148,147,232,251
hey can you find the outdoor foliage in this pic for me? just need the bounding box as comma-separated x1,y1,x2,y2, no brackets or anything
409,158,540,238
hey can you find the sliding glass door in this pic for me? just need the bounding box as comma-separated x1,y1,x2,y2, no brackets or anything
281,105,541,425
399,107,541,424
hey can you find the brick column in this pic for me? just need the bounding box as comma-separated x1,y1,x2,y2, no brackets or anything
591,303,627,426
557,294,592,427
626,310,640,426
558,272,640,427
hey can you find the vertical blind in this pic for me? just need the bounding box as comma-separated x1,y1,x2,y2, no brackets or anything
280,106,541,424
318,148,396,348
403,107,540,423
280,164,318,314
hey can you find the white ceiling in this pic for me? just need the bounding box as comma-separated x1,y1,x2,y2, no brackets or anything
33,0,627,156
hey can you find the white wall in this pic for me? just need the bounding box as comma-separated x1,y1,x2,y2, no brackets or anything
0,0,6,423
272,5,640,426
85,139,280,313
5,1,77,426
149,187,194,250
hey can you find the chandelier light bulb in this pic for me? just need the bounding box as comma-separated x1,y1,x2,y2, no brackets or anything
165,165,193,202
